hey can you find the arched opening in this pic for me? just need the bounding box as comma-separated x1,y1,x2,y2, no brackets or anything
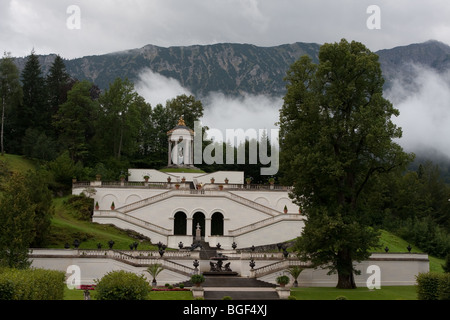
174,212,187,235
192,212,205,238
211,212,224,236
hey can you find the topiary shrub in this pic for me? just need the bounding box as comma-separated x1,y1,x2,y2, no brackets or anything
94,270,150,300
438,273,450,300
416,272,445,300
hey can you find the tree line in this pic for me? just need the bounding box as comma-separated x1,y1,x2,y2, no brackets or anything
0,51,274,190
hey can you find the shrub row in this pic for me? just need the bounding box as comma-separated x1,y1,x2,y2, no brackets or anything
416,272,450,300
0,268,65,300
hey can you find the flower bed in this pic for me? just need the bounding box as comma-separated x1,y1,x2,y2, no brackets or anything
79,285,96,291
151,287,189,291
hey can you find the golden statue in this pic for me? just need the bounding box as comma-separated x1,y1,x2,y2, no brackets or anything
177,117,186,126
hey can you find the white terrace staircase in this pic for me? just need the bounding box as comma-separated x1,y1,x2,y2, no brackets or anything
115,189,281,217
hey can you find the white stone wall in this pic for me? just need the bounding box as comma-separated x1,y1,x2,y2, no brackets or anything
30,250,429,287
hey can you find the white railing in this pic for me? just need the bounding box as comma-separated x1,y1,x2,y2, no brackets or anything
117,191,172,213
252,259,311,278
77,250,197,275
94,210,172,236
228,214,304,236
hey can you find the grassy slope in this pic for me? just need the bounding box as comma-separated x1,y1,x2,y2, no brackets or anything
0,153,38,173
49,197,158,250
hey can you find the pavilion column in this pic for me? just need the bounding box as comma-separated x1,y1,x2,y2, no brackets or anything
205,218,211,240
186,218,193,236
168,138,172,166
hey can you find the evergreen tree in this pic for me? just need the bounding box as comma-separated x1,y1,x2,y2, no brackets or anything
19,50,51,156
279,39,413,289
20,51,49,131
46,55,73,139
0,52,23,155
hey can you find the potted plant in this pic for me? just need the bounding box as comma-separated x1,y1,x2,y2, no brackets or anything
144,175,149,182
224,178,229,184
190,274,205,288
167,177,172,183
268,177,275,185
276,275,290,288
219,185,224,191
181,177,186,183
210,177,215,184
95,202,99,210
175,183,180,189
96,174,102,181
246,177,252,185
111,202,115,210
147,263,164,287
119,174,126,182
284,205,288,213
287,266,303,287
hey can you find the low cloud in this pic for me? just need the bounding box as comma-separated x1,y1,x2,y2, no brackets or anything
135,68,281,142
386,64,450,158
135,68,192,107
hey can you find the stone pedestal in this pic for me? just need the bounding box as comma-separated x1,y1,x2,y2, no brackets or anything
276,287,291,299
191,287,204,299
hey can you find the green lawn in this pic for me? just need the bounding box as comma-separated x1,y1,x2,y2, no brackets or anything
64,286,418,300
290,286,418,300
64,287,194,300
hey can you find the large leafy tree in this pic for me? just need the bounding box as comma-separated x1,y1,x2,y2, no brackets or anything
0,172,35,269
279,39,413,289
54,80,99,162
95,78,150,161
165,94,204,129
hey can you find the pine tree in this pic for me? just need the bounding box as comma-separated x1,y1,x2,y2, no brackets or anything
19,50,50,143
0,52,23,155
46,55,73,139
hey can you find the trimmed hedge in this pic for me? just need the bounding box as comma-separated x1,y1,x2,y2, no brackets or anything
416,272,450,300
94,270,151,300
0,268,65,300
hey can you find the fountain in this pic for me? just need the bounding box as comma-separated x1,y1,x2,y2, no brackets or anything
203,252,238,276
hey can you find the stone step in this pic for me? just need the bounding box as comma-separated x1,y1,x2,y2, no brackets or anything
180,276,276,288
204,290,279,300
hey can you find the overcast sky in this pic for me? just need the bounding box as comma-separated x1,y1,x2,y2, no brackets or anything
1,0,450,59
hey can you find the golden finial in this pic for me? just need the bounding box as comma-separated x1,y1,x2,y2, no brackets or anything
177,117,186,126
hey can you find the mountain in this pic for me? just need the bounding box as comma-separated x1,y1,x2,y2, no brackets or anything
12,40,450,97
